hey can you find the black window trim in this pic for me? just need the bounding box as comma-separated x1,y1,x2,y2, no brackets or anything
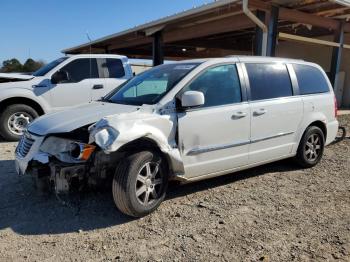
176,62,248,112
242,62,296,102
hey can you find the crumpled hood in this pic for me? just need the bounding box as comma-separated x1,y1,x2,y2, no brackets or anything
28,102,140,136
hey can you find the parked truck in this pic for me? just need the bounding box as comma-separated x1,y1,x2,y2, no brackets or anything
0,54,133,141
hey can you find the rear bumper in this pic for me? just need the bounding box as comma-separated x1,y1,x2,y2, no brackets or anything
326,119,339,145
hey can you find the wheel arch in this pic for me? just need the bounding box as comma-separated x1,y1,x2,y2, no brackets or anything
116,137,171,171
307,120,327,139
0,97,45,116
296,120,327,149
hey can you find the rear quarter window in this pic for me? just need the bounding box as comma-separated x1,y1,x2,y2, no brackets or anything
293,64,330,95
105,58,125,78
97,58,125,78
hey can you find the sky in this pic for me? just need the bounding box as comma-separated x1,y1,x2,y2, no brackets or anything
0,0,212,65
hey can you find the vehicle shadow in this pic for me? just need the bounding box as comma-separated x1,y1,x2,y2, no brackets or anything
0,158,299,236
0,159,134,235
0,138,17,144
166,159,299,200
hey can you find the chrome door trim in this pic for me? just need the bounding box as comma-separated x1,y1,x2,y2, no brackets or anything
250,131,294,143
187,140,250,156
186,131,294,156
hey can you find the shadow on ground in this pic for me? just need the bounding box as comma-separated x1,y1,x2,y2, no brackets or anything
0,158,299,236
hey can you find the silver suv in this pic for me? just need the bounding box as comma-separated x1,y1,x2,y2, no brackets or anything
0,54,132,141
15,56,339,217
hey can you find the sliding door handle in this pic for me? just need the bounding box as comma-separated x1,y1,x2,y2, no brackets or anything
253,108,267,116
231,111,247,119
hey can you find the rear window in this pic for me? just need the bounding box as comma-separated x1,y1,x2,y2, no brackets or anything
105,59,125,78
246,63,293,101
97,58,125,78
293,64,330,95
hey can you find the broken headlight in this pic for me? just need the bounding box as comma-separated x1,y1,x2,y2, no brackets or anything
40,137,96,163
70,142,96,161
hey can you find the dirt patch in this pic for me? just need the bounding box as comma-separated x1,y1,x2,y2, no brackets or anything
0,116,350,261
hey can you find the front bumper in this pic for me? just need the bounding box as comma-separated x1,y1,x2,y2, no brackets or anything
15,132,45,175
15,132,105,194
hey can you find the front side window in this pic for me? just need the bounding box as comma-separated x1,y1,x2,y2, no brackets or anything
58,58,98,83
106,63,200,105
293,64,330,95
246,63,293,101
183,64,242,108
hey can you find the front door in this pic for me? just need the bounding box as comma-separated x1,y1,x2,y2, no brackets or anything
49,58,98,110
178,64,250,179
244,63,303,163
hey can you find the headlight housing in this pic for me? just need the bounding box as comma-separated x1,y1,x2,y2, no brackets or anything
70,142,96,161
40,137,96,163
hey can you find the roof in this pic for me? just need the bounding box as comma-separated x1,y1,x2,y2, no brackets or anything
66,54,127,59
173,55,305,63
63,0,350,59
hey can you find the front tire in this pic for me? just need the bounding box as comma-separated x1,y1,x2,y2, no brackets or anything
295,126,325,168
112,151,168,217
0,104,39,141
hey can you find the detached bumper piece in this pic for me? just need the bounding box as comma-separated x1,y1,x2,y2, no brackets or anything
30,162,86,194
52,164,86,193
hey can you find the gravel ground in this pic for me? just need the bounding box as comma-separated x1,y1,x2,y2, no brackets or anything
0,116,350,262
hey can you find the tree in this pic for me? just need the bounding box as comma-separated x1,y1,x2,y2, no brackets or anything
0,59,23,73
22,58,44,73
0,58,45,73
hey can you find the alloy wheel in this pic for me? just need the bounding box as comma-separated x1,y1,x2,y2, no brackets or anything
304,133,322,162
135,161,163,206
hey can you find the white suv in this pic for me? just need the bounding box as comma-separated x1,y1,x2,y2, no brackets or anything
15,56,339,217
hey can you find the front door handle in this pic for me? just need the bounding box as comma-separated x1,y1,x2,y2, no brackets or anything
253,108,267,116
231,111,247,119
93,84,104,90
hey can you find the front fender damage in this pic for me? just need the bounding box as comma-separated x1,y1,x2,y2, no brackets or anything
89,110,185,175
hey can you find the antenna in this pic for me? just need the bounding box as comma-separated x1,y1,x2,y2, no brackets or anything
86,31,92,78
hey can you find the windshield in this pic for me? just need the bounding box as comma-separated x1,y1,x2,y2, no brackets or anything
32,57,68,76
106,63,200,106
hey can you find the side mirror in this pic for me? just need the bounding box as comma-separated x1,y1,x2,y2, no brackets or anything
181,91,205,108
51,70,69,84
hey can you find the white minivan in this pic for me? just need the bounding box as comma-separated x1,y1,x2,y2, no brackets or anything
15,56,339,217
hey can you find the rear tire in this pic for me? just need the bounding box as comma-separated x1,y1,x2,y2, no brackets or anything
295,126,325,168
112,151,168,217
0,104,39,141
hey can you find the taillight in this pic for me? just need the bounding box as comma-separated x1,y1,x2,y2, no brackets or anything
334,95,338,118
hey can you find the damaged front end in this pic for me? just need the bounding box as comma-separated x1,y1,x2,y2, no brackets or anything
15,108,186,195
15,127,122,194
